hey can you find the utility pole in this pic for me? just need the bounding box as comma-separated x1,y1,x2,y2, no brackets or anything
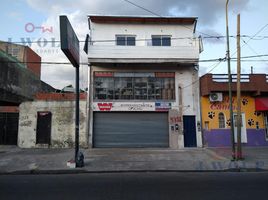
226,0,236,160
236,14,243,160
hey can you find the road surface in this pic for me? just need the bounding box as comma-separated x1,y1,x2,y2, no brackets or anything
0,172,267,200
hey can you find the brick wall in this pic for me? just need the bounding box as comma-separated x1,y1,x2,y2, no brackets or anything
26,47,41,78
35,93,87,101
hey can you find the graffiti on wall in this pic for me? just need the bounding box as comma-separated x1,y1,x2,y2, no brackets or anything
19,115,32,127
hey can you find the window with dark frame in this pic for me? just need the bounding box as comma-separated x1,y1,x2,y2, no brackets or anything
94,72,175,100
152,35,171,46
116,35,136,46
218,112,225,128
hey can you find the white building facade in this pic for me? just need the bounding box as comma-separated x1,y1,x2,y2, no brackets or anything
87,15,203,148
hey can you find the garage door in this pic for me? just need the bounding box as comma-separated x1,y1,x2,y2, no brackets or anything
93,112,169,148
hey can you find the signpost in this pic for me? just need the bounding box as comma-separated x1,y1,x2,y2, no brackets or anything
60,15,84,167
60,16,80,67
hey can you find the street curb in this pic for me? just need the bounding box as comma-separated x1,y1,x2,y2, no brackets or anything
205,149,230,160
0,168,267,175
0,169,87,175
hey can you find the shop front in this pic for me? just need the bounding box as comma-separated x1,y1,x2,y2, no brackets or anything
90,71,187,148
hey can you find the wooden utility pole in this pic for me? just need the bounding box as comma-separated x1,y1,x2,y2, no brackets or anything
236,14,243,160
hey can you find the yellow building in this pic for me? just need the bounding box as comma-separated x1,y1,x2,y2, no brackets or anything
200,74,268,147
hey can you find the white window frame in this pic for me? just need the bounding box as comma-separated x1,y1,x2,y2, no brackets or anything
218,112,226,129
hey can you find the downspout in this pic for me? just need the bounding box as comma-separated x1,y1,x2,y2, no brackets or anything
86,63,91,148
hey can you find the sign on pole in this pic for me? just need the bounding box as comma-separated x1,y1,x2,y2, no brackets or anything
60,15,84,167
60,15,80,68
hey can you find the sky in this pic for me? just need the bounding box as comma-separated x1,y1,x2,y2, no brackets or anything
0,0,267,89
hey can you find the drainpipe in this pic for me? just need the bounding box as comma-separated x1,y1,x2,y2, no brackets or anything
86,63,91,148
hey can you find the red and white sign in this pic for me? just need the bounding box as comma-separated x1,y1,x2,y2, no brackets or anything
97,103,113,111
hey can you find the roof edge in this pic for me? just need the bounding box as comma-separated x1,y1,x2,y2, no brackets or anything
88,15,198,27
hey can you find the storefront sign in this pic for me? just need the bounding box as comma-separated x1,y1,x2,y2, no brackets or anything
118,103,154,111
210,97,237,111
93,102,155,111
155,72,175,78
94,72,114,77
155,102,172,111
97,103,113,111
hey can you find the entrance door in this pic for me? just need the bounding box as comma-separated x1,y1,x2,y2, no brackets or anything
0,113,5,144
0,113,19,145
233,113,247,143
36,112,52,144
183,115,197,147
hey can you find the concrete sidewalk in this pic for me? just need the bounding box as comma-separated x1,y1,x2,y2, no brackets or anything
0,145,267,174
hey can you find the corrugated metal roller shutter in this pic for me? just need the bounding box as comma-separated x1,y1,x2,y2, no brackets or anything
93,112,169,148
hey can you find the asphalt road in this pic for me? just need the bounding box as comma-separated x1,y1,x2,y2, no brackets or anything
0,172,267,200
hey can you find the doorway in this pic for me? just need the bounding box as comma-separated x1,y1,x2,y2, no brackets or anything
183,115,197,147
0,113,19,145
36,111,52,144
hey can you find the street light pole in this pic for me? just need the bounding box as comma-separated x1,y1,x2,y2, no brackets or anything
75,65,80,166
236,14,243,160
226,0,236,160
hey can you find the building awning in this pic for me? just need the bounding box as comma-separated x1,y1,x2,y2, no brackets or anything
255,97,268,111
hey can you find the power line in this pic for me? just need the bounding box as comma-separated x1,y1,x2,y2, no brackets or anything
180,24,268,89
182,61,223,89
1,54,268,65
123,0,161,17
231,23,268,58
122,0,215,38
4,34,268,46
241,38,268,66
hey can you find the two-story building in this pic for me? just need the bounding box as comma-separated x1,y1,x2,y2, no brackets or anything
87,15,203,149
200,73,268,147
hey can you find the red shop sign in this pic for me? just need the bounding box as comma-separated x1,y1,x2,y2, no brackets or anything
97,103,113,111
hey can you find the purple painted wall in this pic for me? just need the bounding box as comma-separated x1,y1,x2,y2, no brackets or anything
203,129,268,147
246,129,268,146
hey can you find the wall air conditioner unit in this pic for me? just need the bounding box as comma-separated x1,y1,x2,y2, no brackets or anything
209,93,223,102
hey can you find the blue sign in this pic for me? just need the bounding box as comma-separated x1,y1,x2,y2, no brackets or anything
155,102,172,111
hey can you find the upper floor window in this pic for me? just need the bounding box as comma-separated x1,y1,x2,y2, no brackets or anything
94,72,175,100
116,35,136,46
152,35,171,46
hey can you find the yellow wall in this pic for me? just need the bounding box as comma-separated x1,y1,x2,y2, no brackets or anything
201,94,265,129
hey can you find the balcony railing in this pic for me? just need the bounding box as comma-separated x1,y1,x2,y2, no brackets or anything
200,73,268,96
88,38,201,64
212,74,250,82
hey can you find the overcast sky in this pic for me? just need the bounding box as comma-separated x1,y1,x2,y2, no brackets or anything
0,0,267,89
